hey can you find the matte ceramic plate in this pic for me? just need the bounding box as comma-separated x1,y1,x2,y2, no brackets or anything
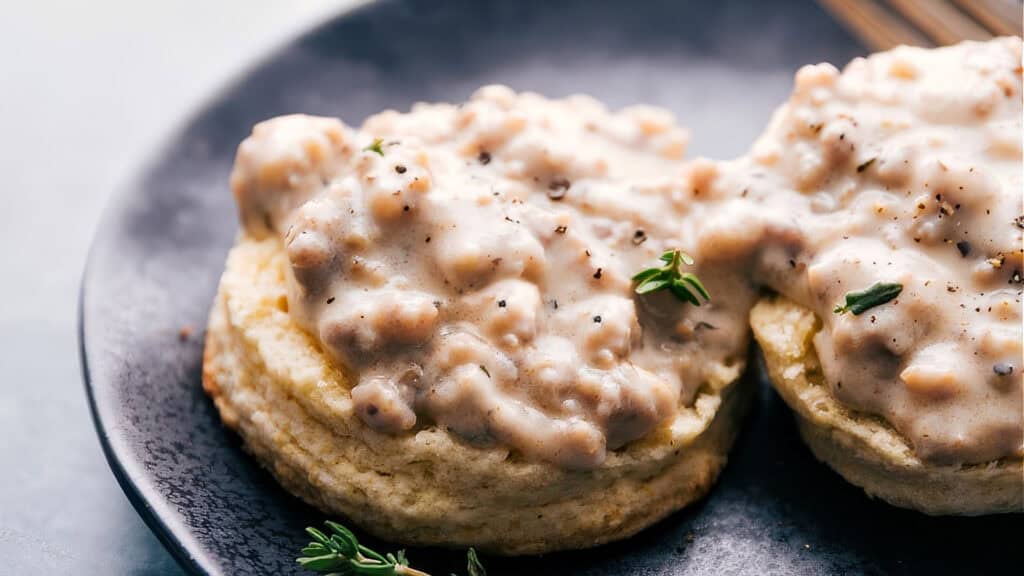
80,1,1019,574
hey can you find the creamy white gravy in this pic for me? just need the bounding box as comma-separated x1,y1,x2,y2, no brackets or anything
229,38,1022,469
231,87,751,469
705,38,1022,465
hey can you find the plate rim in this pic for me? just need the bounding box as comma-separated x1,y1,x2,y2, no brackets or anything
77,3,382,574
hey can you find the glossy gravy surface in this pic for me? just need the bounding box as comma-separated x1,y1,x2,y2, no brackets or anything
229,38,1023,468
231,87,750,469
709,38,1022,464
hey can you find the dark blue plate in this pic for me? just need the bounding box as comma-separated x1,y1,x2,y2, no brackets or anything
80,1,1018,574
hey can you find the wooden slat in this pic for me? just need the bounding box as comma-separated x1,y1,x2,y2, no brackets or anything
886,0,993,44
818,0,935,50
953,0,1023,37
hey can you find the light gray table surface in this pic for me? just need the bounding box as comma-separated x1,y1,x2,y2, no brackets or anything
0,1,354,573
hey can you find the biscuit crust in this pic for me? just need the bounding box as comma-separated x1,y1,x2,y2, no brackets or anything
202,237,751,554
750,296,1023,515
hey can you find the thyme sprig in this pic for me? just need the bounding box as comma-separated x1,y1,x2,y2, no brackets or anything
632,249,710,306
297,520,486,576
833,282,903,315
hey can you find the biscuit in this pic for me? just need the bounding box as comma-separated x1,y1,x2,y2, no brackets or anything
203,236,751,554
750,296,1023,515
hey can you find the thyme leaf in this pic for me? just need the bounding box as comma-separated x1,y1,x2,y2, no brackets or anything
833,282,903,315
364,138,385,156
467,548,487,576
632,249,709,306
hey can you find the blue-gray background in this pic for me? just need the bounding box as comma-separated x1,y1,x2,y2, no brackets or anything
0,1,351,573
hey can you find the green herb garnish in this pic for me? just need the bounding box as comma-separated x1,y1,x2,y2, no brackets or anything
466,548,486,576
297,520,485,576
632,249,710,306
363,138,385,156
833,282,903,315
